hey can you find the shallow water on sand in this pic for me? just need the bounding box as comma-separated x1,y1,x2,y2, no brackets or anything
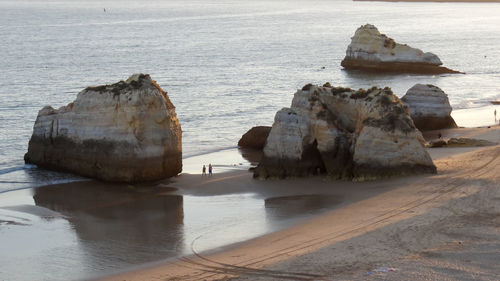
1,0,500,279
0,168,342,281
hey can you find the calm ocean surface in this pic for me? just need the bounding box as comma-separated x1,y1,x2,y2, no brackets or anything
1,0,500,190
0,0,499,279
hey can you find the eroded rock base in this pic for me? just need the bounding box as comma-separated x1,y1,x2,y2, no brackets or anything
341,58,461,74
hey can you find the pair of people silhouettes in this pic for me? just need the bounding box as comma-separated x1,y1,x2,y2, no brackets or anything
202,164,213,176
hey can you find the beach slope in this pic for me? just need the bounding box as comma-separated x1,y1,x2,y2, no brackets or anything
99,126,500,281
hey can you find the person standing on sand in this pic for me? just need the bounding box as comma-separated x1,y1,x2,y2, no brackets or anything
202,165,206,176
495,109,497,122
208,164,213,176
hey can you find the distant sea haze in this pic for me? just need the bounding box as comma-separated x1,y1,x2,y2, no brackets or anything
0,0,499,191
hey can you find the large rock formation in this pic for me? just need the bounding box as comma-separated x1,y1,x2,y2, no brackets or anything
25,74,182,182
401,84,458,131
254,83,436,180
341,24,460,74
238,126,272,149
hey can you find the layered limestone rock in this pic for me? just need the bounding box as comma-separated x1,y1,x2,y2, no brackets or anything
25,74,182,182
238,126,272,149
341,24,460,74
254,83,436,180
401,84,458,131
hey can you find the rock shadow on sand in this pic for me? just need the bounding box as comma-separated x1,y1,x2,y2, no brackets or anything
265,194,341,219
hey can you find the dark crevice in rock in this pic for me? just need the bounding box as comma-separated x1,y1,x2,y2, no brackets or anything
320,135,354,180
254,140,325,179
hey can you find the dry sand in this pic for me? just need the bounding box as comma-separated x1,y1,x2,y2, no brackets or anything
99,126,499,281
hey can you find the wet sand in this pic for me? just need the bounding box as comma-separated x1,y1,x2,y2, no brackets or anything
99,125,499,281
0,148,396,280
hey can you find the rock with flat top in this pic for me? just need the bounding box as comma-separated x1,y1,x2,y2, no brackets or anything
25,74,182,182
341,24,460,74
254,83,436,181
401,84,458,131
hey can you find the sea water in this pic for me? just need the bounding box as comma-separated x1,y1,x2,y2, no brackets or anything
0,0,499,279
1,0,500,190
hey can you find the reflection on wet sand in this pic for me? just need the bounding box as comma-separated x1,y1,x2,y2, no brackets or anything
238,147,263,166
265,194,341,219
33,182,184,272
2,160,363,280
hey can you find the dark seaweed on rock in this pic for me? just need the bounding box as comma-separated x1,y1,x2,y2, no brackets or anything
85,74,152,96
383,87,393,95
331,86,352,95
350,89,368,99
302,83,314,91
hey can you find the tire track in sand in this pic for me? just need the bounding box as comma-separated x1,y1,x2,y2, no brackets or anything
177,147,500,281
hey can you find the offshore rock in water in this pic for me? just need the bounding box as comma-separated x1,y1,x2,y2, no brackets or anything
253,83,436,181
341,24,460,74
24,74,182,182
238,126,272,149
401,84,458,131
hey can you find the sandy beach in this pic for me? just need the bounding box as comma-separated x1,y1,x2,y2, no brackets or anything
97,124,500,281
2,1,500,280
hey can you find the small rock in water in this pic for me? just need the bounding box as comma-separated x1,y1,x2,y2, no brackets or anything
341,24,460,74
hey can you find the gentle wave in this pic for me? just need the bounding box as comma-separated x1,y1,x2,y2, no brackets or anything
0,166,29,176
0,148,238,194
453,99,500,110
4,9,311,29
0,178,89,195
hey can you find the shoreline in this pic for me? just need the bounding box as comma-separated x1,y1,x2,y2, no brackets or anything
98,125,499,281
1,103,498,194
0,113,498,280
